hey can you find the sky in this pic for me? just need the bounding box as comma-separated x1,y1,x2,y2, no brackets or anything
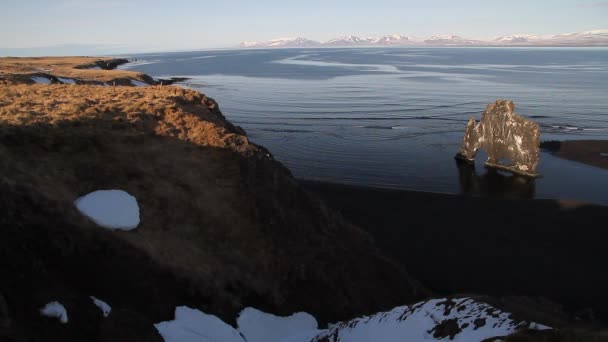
0,0,607,55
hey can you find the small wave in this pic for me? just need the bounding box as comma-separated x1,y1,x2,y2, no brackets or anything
582,127,608,132
119,60,161,69
552,125,582,131
251,128,315,133
261,115,472,121
355,125,410,130
355,125,394,130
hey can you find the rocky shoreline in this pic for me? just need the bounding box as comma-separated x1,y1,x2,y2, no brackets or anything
0,57,185,86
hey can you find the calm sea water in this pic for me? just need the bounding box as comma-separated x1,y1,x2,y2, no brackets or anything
122,48,608,204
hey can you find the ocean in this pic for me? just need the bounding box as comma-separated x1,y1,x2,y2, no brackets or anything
122,47,608,204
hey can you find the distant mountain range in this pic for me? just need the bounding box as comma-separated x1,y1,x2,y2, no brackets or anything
239,30,608,48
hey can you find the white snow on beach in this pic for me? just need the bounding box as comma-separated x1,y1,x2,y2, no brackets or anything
32,76,51,84
313,297,549,342
40,301,68,324
131,79,148,87
155,306,245,342
58,77,76,84
90,296,112,317
74,190,140,230
237,307,321,342
156,298,550,342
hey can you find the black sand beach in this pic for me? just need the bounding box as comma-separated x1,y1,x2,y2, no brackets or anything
302,180,608,323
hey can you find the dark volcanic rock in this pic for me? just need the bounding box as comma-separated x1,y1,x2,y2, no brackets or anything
74,58,130,70
98,309,163,342
154,77,191,86
0,292,11,338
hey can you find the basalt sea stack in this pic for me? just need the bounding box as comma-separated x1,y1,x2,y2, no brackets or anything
455,100,541,177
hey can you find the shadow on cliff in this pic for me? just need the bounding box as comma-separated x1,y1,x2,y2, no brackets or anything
0,118,426,341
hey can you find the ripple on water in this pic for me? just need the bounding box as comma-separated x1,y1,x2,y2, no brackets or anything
130,48,608,204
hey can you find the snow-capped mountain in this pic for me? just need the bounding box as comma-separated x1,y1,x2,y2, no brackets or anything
493,35,536,43
548,29,608,45
324,35,370,46
239,37,320,48
493,30,608,45
370,34,420,45
239,29,608,48
425,34,479,45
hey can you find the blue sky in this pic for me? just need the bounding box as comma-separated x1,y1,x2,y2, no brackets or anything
0,0,607,54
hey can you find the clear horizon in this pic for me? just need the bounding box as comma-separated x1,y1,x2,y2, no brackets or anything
1,0,607,55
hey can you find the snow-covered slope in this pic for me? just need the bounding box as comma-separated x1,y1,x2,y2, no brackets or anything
548,29,608,45
370,34,419,45
493,35,536,43
493,30,608,45
239,29,608,47
324,35,371,46
155,298,550,342
311,297,550,342
424,35,479,45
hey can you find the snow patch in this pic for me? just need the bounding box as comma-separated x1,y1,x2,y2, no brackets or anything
74,190,140,230
58,77,76,84
40,301,68,324
32,76,51,84
90,296,111,317
131,79,148,87
237,307,321,342
157,299,550,342
529,322,552,330
155,306,245,342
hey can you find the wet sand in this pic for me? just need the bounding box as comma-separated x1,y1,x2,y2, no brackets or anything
541,140,608,170
302,180,608,323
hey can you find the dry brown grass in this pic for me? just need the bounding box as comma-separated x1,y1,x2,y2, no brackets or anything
0,84,253,153
0,56,148,82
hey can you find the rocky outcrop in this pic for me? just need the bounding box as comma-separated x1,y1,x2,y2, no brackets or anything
74,58,130,70
0,83,425,341
456,100,541,177
0,57,154,86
